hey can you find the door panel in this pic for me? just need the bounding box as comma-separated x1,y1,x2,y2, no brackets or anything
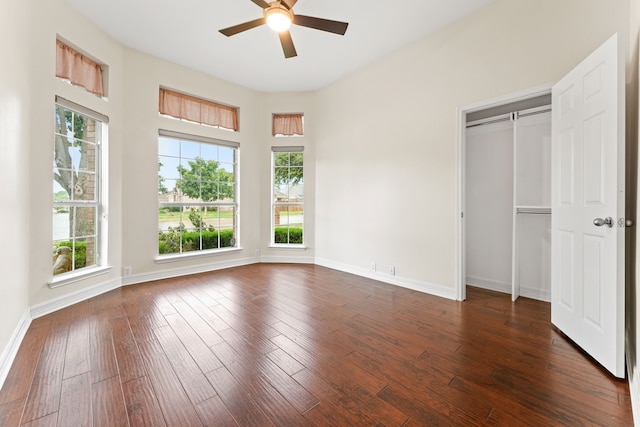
551,33,625,378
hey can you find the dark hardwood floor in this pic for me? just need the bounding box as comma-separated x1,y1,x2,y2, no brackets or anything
0,263,633,426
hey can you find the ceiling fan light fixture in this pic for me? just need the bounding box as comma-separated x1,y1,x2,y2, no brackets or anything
265,5,292,32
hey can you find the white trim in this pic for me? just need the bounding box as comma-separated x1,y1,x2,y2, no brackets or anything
159,129,240,148
466,277,551,302
155,247,243,264
268,244,307,250
315,257,457,301
466,276,511,295
48,266,113,288
260,255,314,264
0,309,31,390
456,83,554,302
123,256,258,286
519,287,551,303
32,278,121,319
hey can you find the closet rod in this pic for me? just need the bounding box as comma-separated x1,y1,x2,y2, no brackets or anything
466,115,510,129
466,104,551,129
516,211,551,215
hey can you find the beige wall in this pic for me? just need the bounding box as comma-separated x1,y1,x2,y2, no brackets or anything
26,0,125,306
0,0,32,366
2,0,640,410
121,50,264,277
314,0,636,293
259,92,316,262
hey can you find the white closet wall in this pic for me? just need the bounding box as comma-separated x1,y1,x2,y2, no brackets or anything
513,111,551,301
465,107,551,301
465,120,514,292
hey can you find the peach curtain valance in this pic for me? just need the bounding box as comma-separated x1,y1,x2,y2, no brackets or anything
272,113,304,136
56,40,104,96
159,88,239,131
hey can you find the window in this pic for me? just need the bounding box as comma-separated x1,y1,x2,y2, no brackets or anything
272,147,304,245
158,131,238,255
272,113,303,137
53,98,106,276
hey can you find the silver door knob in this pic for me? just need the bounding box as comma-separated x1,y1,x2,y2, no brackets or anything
593,217,614,228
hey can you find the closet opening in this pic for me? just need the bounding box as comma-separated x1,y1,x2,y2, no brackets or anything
457,90,552,302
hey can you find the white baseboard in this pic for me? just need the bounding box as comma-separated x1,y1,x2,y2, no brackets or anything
122,256,259,286
466,275,511,295
260,255,314,264
467,276,551,302
31,278,122,319
519,287,551,302
0,309,32,390
315,257,457,300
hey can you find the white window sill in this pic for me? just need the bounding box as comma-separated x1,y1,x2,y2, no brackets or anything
155,247,243,264
268,244,307,250
48,265,113,288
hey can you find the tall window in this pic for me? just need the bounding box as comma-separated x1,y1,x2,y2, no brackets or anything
158,131,238,255
272,148,304,245
53,99,105,276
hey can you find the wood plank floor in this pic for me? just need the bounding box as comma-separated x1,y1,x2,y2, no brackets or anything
0,263,633,426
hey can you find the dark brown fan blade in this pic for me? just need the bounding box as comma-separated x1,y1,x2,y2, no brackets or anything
219,17,266,37
250,0,270,8
281,0,298,9
278,30,297,58
293,15,348,35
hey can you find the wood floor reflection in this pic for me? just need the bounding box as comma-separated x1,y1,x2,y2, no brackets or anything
0,263,633,426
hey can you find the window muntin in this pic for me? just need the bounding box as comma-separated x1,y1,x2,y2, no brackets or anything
272,149,303,245
53,103,103,276
158,133,238,255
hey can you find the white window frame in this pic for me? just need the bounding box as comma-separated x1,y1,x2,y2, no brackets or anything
51,96,110,287
157,130,240,258
271,146,304,247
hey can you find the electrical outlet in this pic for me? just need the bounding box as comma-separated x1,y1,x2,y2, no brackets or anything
389,266,395,276
123,266,132,277
255,249,260,257
370,262,376,272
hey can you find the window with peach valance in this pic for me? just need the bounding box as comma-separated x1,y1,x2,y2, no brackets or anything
272,113,304,136
159,88,239,131
56,40,104,96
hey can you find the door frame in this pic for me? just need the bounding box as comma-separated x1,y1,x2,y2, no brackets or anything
456,83,553,301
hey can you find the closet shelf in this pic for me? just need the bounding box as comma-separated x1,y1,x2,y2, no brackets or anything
515,206,551,215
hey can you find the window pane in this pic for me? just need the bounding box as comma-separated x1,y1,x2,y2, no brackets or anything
274,152,290,167
160,178,178,202
181,140,200,159
53,209,70,242
290,152,303,166
219,146,234,164
159,155,181,180
218,206,236,248
158,135,238,255
158,205,184,232
53,103,103,277
201,143,218,161
272,150,303,245
159,136,180,156
72,206,97,238
79,236,97,268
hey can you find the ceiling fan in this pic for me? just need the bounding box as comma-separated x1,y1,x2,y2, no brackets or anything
219,0,349,59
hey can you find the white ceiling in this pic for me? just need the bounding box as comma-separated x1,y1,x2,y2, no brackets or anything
65,0,494,92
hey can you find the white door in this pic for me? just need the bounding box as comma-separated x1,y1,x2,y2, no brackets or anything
551,33,625,378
